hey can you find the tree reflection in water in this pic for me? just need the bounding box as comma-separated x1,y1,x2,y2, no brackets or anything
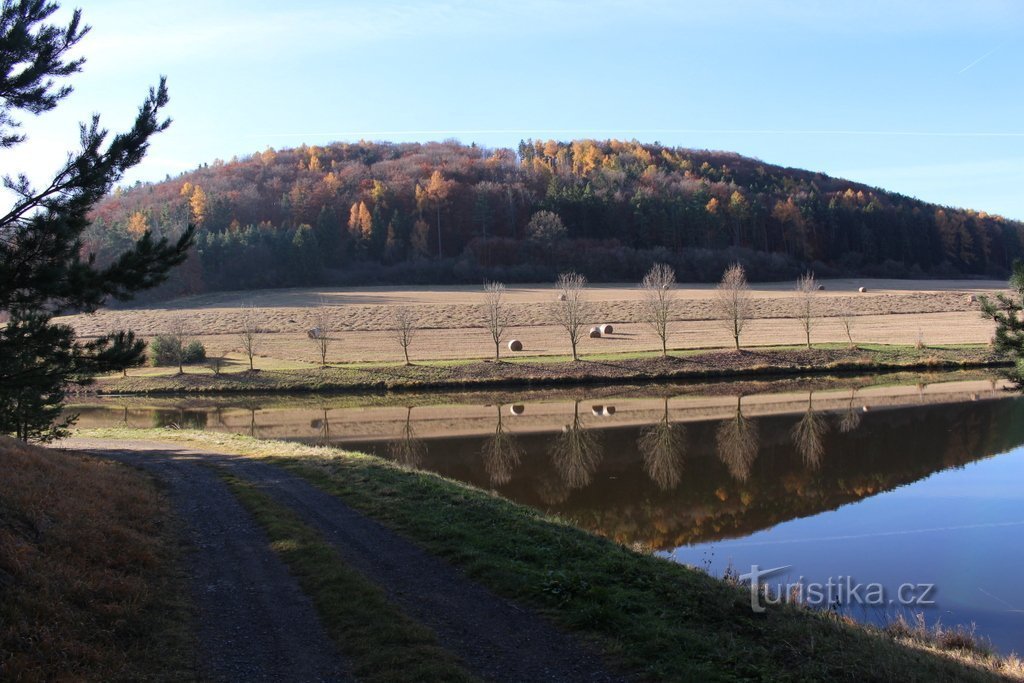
792,390,828,470
551,400,602,489
716,395,759,482
314,407,331,444
388,406,426,468
481,403,522,486
638,397,686,490
838,388,862,434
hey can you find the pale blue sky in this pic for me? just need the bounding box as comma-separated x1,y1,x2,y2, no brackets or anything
13,1,1024,217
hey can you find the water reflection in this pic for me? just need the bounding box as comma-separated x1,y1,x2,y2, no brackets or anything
791,391,827,470
551,400,603,490
481,404,522,486
837,389,862,434
67,375,1024,655
715,396,759,482
388,406,426,469
638,397,686,491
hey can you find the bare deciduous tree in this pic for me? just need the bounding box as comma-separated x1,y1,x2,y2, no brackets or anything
837,300,856,349
716,396,759,482
640,263,677,356
481,404,522,486
638,397,686,490
838,388,862,433
792,391,828,470
393,306,418,365
238,304,262,371
309,303,333,367
482,281,512,361
552,271,589,361
388,406,426,468
166,317,191,375
795,271,819,349
551,400,602,489
715,263,752,350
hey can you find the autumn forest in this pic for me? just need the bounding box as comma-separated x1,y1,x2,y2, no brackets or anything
86,139,1024,300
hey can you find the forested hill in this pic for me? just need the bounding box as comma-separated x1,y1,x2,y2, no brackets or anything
87,139,1023,298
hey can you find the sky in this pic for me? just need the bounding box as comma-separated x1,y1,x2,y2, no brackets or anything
11,0,1024,217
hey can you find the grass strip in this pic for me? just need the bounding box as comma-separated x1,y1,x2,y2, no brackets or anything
83,429,1022,681
217,471,478,683
94,344,1009,396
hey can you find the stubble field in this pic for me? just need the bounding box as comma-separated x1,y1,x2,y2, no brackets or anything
59,279,1007,369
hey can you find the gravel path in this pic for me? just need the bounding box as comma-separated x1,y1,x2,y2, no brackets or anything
81,445,350,682
68,439,622,683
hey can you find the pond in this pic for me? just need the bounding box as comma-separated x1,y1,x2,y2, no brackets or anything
70,370,1024,654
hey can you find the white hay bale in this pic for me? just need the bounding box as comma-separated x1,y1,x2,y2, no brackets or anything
510,404,525,415
968,294,978,304
817,284,825,291
508,339,523,352
589,326,602,338
600,324,614,335
591,405,604,416
557,293,567,301
307,327,322,339
858,286,867,293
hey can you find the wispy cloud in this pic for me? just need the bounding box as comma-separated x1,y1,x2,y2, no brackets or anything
958,44,1003,73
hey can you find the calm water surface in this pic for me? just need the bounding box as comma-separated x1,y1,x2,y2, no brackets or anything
71,372,1024,653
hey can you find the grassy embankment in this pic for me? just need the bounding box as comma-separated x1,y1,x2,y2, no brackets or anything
220,473,475,682
78,428,1024,681
0,437,191,681
91,343,1009,395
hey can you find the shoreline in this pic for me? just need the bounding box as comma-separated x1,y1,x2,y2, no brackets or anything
85,344,1012,396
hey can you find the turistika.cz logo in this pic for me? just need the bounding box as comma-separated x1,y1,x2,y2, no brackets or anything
738,565,937,614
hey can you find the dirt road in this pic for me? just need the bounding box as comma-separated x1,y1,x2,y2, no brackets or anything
90,445,350,681
67,439,620,683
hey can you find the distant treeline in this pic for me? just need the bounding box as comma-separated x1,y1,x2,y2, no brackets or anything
85,139,1024,300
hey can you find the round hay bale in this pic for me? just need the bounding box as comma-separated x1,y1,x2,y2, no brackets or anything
591,405,604,416
604,405,616,416
858,286,867,293
968,294,978,304
508,339,523,352
600,324,614,335
510,404,525,415
557,293,567,301
817,284,825,291
589,326,602,338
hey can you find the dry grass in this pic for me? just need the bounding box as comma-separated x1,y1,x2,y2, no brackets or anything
884,613,1024,679
0,437,191,680
58,279,1006,366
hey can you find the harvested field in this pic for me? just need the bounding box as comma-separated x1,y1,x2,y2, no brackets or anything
59,279,1007,366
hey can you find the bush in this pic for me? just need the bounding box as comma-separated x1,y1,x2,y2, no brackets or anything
149,336,206,366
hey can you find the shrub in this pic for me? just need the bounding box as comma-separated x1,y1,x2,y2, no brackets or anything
149,336,206,366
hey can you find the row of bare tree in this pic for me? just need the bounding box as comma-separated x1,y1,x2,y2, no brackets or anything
166,265,843,372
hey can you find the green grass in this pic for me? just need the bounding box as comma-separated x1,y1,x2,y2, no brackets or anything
92,344,1009,395
77,429,1023,681
218,471,477,683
